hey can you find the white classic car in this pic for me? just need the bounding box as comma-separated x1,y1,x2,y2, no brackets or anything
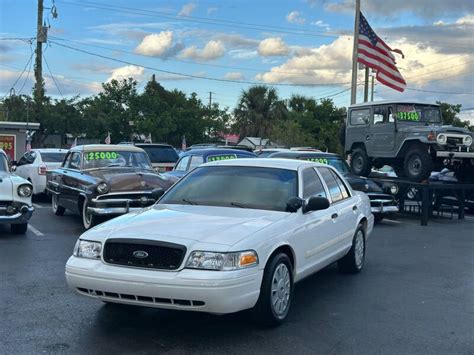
0,149,34,234
66,159,374,325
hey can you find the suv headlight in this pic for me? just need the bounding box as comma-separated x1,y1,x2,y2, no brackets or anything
185,250,258,271
436,134,447,145
389,184,399,195
463,135,472,147
73,239,102,259
96,182,109,194
17,184,32,197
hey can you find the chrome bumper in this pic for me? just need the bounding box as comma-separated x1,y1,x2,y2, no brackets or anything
370,201,399,214
0,205,34,224
87,206,145,216
88,197,155,216
436,151,474,159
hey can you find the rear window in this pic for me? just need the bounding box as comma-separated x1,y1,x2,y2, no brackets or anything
40,152,67,163
350,109,370,125
139,146,178,163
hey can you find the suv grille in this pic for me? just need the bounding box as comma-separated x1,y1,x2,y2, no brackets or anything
446,137,463,146
103,239,186,270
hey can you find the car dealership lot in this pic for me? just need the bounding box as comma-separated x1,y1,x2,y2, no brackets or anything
1,203,473,354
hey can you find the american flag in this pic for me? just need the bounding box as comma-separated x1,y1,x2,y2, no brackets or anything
181,135,187,151
357,12,406,92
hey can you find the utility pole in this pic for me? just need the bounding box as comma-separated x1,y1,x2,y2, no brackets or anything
350,0,361,105
208,92,214,108
34,0,44,104
363,66,369,102
370,75,375,101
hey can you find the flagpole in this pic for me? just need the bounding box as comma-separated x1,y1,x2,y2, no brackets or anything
350,0,361,105
363,66,369,102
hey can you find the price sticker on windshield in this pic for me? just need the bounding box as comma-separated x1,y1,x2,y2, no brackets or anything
397,105,420,121
85,151,119,160
207,154,238,162
301,157,329,165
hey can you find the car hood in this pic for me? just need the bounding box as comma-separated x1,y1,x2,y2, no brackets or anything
344,173,383,193
89,204,289,247
87,168,173,192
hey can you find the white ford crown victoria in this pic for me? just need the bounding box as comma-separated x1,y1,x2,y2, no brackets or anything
66,159,374,325
0,149,34,234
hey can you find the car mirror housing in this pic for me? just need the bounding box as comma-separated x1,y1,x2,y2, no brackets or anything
286,197,303,212
303,196,330,213
151,188,165,201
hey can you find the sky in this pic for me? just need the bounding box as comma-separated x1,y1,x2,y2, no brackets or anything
0,0,473,122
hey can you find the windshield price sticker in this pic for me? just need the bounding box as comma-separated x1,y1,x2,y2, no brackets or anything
207,154,238,162
302,157,329,165
85,151,119,160
397,111,420,121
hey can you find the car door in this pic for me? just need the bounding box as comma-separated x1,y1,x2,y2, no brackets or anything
14,152,35,180
370,104,396,155
317,167,359,253
61,152,83,210
346,108,371,153
292,167,339,279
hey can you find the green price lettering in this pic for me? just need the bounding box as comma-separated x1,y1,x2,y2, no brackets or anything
303,157,329,164
207,154,237,162
398,111,420,121
85,151,119,160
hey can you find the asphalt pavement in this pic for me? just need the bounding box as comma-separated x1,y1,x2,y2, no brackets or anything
0,202,473,355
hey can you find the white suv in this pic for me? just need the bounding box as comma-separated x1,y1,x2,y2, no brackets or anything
0,149,34,234
14,149,68,195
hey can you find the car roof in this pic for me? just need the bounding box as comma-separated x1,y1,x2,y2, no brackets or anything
269,151,342,159
203,158,326,170
180,148,256,157
133,143,174,148
71,144,145,153
33,148,68,153
349,100,439,108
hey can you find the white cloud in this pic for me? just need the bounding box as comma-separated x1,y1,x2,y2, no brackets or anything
228,49,258,59
224,72,245,80
213,34,259,49
456,14,474,25
311,20,330,30
178,3,196,16
108,65,145,82
258,37,290,57
286,11,306,24
207,6,218,15
179,40,225,61
135,31,183,58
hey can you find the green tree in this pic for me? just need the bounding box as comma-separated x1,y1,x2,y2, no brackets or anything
437,101,470,129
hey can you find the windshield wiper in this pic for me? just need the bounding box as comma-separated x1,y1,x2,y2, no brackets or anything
181,198,199,205
229,202,250,208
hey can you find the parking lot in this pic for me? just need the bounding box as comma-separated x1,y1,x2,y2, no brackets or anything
1,201,472,354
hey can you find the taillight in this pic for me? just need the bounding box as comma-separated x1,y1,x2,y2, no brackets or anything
38,165,47,175
165,166,173,171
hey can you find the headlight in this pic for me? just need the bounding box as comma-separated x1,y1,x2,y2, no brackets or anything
17,184,32,197
390,184,399,195
185,250,258,271
96,182,109,194
73,239,102,259
436,134,447,145
463,135,472,147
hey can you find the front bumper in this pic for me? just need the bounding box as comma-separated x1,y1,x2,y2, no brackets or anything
65,256,263,314
88,195,156,216
0,204,34,224
368,195,399,215
436,151,474,159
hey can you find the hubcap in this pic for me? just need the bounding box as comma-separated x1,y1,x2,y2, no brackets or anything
83,203,92,226
52,195,57,210
354,156,364,171
354,230,365,268
408,156,422,175
271,263,291,316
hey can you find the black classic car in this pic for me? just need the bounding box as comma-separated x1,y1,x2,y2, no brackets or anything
268,151,399,222
46,145,174,229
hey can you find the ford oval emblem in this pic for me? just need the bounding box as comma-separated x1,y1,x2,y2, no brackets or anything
133,250,149,259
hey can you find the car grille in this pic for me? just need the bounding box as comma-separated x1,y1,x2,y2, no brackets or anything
96,193,156,208
446,137,463,146
103,239,186,270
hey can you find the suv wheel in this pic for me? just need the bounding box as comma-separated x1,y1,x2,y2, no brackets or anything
403,147,433,182
351,148,372,177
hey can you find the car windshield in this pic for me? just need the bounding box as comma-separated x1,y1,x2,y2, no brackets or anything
82,151,152,170
139,146,178,163
300,156,351,175
0,154,8,172
396,104,441,123
160,166,298,212
40,152,67,163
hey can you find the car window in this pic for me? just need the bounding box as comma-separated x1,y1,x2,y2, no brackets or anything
302,168,327,199
350,109,370,126
160,166,298,212
175,156,190,171
66,152,82,170
138,146,178,163
40,152,67,163
329,169,350,199
317,167,344,203
18,152,35,166
189,155,204,170
373,106,394,125
0,153,8,172
82,151,151,170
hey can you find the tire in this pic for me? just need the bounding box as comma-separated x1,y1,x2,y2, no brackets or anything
403,146,433,182
253,253,293,327
11,223,28,234
374,214,384,222
350,147,372,177
338,225,366,274
52,194,65,216
82,199,98,230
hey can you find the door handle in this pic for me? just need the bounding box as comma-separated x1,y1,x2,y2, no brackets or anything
365,135,371,141
331,213,338,219
352,205,358,211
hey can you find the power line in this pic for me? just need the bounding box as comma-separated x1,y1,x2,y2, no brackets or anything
406,60,474,80
43,53,64,98
404,87,474,95
1,50,34,99
18,47,35,94
49,40,351,87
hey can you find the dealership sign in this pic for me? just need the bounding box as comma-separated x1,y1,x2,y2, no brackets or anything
0,134,16,160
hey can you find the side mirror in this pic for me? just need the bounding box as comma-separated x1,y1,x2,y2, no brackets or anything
303,196,330,213
10,161,17,172
286,197,303,212
151,188,165,201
